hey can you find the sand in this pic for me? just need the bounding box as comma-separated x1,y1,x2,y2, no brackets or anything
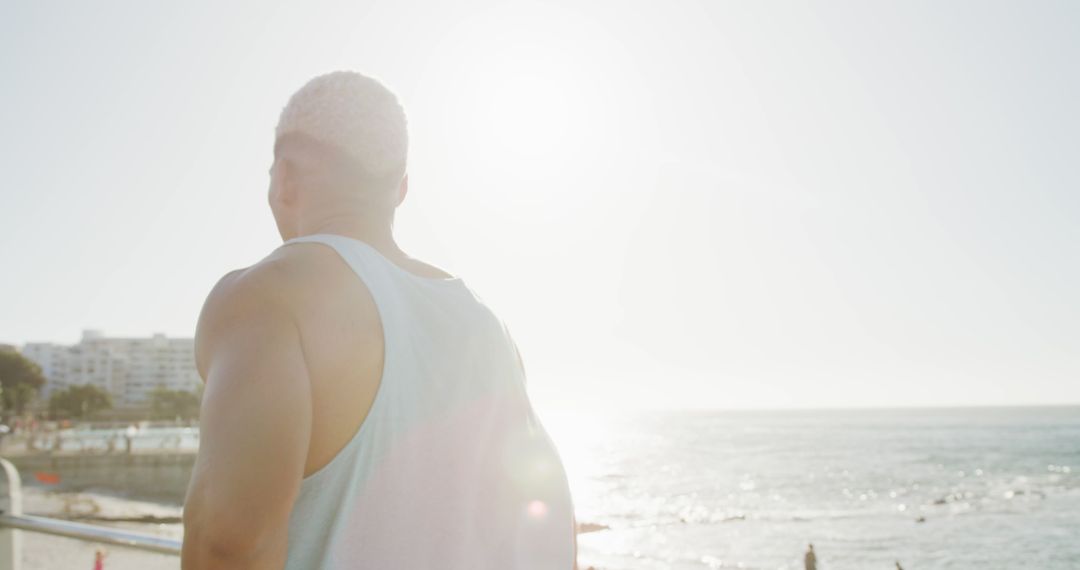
16,487,181,570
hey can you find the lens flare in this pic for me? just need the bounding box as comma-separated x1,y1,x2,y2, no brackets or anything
526,499,548,519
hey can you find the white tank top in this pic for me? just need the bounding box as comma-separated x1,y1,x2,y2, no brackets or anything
278,233,575,569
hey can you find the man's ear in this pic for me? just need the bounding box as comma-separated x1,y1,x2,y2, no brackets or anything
396,173,409,207
280,160,299,205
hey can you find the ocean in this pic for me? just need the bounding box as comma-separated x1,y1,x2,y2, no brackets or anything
541,406,1080,570
16,406,1077,569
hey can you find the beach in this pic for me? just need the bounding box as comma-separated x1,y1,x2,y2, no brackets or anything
16,487,181,570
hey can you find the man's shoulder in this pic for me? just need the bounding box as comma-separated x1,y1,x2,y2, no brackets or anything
194,255,305,379
207,244,325,305
204,259,291,310
194,241,366,333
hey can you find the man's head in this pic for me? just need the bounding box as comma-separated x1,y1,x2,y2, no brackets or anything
269,71,409,240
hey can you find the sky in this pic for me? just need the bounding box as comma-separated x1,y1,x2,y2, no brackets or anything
1,0,1077,412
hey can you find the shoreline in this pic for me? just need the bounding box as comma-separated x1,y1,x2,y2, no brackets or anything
18,487,183,570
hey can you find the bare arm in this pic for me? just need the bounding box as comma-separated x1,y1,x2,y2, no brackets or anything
182,267,312,569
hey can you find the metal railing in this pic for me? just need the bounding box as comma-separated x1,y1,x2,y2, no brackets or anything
0,457,181,570
1,427,197,455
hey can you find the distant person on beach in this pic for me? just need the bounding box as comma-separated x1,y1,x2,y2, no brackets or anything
805,543,817,570
181,71,578,569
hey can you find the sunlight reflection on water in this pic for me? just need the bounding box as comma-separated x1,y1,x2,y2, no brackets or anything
533,406,1080,570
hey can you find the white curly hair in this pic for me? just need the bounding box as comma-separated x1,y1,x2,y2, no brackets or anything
275,70,408,180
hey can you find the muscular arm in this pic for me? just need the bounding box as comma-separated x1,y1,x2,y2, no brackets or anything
182,266,312,569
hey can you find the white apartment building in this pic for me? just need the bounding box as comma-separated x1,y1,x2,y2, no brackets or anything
20,329,201,409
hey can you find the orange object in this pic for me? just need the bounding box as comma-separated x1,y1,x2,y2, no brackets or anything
33,471,61,485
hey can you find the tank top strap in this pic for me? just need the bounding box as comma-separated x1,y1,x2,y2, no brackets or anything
279,232,405,409
281,233,393,287
280,233,400,315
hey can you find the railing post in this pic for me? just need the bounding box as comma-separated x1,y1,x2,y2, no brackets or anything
0,458,23,570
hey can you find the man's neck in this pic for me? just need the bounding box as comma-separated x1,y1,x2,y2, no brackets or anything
296,217,402,257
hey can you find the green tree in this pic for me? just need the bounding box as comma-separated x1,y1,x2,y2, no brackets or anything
149,386,201,420
0,349,46,413
48,384,112,419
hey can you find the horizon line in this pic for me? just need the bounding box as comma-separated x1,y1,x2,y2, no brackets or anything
539,401,1080,414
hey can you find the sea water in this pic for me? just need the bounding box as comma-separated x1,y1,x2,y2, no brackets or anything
19,407,1077,569
542,406,1080,570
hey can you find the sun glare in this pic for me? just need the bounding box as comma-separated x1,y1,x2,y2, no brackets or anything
479,69,576,163
417,3,627,197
